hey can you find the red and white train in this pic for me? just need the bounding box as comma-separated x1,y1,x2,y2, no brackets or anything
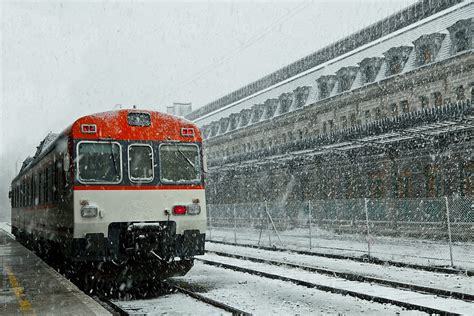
10,109,206,278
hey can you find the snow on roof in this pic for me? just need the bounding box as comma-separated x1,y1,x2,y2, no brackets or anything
210,116,473,170
194,1,473,128
33,132,59,159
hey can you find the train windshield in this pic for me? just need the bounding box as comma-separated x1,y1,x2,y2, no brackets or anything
159,144,201,183
128,144,154,182
77,142,122,183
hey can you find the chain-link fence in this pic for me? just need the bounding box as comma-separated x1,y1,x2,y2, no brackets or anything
207,196,473,270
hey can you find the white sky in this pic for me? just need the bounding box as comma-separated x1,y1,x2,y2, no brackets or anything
0,0,417,215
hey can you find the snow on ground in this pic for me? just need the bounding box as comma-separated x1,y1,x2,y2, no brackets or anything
202,253,474,315
169,261,424,315
115,293,231,316
207,242,474,295
0,222,12,237
207,227,474,270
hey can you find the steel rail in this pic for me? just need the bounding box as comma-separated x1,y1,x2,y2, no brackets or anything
197,257,462,316
207,250,474,302
164,281,252,316
207,240,473,276
93,295,129,316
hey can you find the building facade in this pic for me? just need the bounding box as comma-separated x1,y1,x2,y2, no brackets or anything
187,1,474,209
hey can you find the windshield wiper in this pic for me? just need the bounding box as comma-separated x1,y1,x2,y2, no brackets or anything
166,138,197,171
106,139,119,176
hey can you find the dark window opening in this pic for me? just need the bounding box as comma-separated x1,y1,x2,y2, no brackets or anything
418,45,433,65
425,165,442,197
401,100,410,113
398,170,413,198
390,103,398,116
341,116,347,129
159,144,201,184
364,65,375,83
374,107,382,120
456,85,465,101
432,91,443,106
128,112,151,126
319,81,329,99
454,29,469,53
419,96,429,109
388,55,402,75
350,113,357,126
77,142,122,183
365,110,371,121
128,145,154,182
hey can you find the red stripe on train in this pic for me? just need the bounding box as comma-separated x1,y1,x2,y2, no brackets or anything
72,185,205,191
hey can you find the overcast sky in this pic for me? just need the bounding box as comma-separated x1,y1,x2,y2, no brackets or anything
0,0,417,217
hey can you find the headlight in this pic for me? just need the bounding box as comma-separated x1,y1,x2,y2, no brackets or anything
187,204,201,215
81,205,98,217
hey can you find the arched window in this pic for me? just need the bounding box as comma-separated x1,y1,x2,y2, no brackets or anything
454,29,469,53
432,92,443,106
456,85,465,101
419,44,433,65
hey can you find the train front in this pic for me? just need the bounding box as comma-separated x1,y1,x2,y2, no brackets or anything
69,110,206,277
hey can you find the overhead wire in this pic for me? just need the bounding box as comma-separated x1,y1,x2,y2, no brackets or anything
162,1,315,103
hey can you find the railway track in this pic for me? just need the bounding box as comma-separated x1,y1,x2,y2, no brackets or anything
206,249,474,302
106,280,251,316
197,254,473,315
93,295,129,316
163,281,252,315
207,240,473,276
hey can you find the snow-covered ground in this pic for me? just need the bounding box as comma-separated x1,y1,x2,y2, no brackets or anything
200,253,474,315
116,293,232,316
0,222,12,236
207,226,474,271
116,261,427,315
207,242,473,295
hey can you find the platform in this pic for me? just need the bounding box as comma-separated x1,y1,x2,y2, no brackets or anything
0,227,111,315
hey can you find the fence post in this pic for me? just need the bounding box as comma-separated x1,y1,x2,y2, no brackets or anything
444,196,454,267
364,198,371,259
258,202,264,245
208,204,212,241
233,204,237,244
265,200,283,246
308,200,312,250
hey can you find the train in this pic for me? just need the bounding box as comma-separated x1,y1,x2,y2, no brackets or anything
9,109,206,284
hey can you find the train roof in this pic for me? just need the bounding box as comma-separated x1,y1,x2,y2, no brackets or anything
12,109,201,183
70,109,201,142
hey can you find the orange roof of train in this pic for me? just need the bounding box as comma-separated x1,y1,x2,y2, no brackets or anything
70,109,202,142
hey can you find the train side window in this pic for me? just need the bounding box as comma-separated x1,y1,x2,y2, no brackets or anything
20,181,24,207
39,171,43,205
45,167,49,203
33,175,36,206
128,144,154,183
28,177,32,206
26,178,30,207
48,165,53,203
53,161,59,202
